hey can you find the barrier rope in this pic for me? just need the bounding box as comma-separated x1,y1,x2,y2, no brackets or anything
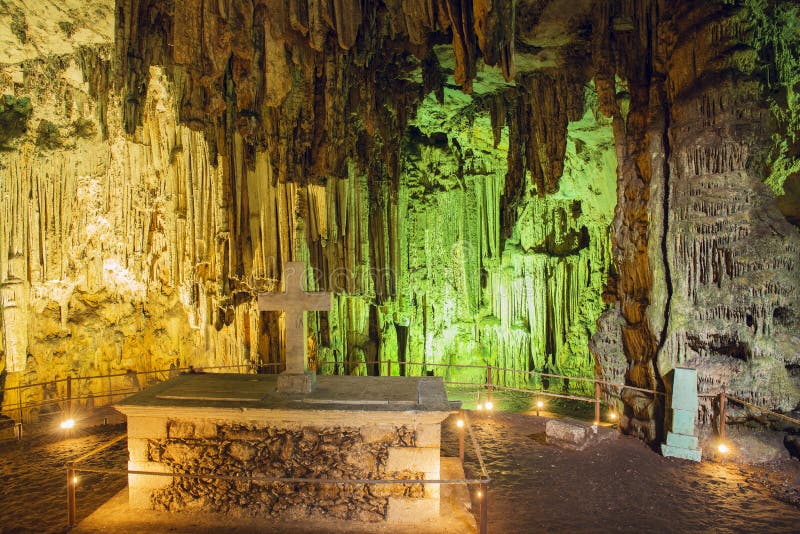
726,395,800,427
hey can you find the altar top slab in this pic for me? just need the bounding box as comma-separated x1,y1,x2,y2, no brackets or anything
115,373,451,418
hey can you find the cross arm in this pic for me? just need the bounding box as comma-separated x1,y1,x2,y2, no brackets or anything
258,292,332,312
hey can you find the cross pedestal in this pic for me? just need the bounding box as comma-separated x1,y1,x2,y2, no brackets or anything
258,262,331,393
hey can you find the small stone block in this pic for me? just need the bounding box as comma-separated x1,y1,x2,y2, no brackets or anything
661,443,702,462
545,418,591,449
128,460,172,508
423,473,441,499
666,431,699,450
386,447,440,474
167,420,218,439
386,497,439,523
671,409,696,436
360,425,397,444
277,372,316,394
127,438,149,462
415,424,441,448
126,416,167,439
670,368,698,412
128,488,152,510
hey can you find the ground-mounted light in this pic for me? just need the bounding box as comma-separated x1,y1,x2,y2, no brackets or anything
456,419,464,428
717,443,729,454
484,401,493,411
60,419,75,430
72,476,78,484
536,401,544,409
609,411,618,421
476,403,483,411
476,490,483,498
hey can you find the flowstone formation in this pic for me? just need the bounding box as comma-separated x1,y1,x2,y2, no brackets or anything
0,1,798,446
659,3,800,418
397,84,616,387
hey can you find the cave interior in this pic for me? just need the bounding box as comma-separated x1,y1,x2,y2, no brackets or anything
0,0,798,446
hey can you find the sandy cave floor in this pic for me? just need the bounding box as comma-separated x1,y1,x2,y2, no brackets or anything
2,413,800,533
455,412,800,533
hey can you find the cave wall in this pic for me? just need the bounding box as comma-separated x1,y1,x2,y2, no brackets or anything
590,0,800,442
0,0,798,444
659,3,800,416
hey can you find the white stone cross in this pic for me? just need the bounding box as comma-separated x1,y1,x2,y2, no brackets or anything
258,262,331,391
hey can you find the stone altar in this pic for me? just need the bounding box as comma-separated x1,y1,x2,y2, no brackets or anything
115,373,452,523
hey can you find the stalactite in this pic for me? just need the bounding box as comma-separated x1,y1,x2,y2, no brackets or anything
589,0,666,445
395,85,616,389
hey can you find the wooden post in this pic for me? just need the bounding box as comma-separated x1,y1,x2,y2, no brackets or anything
458,414,465,466
67,463,77,527
17,385,23,428
66,376,73,420
594,382,601,424
480,481,489,534
719,390,727,440
486,364,493,404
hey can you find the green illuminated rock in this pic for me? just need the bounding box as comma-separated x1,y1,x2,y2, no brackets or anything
385,84,616,390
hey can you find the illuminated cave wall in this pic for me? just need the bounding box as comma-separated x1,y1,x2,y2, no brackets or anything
0,1,798,444
393,85,616,387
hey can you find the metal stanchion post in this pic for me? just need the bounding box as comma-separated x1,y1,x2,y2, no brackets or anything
67,463,77,527
486,365,493,404
594,382,601,424
17,386,23,436
458,414,465,466
66,376,73,424
480,482,489,534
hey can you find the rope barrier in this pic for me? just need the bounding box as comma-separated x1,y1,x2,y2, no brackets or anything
72,435,128,464
491,385,599,404
71,465,488,486
464,412,490,479
4,360,667,430
726,395,800,427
